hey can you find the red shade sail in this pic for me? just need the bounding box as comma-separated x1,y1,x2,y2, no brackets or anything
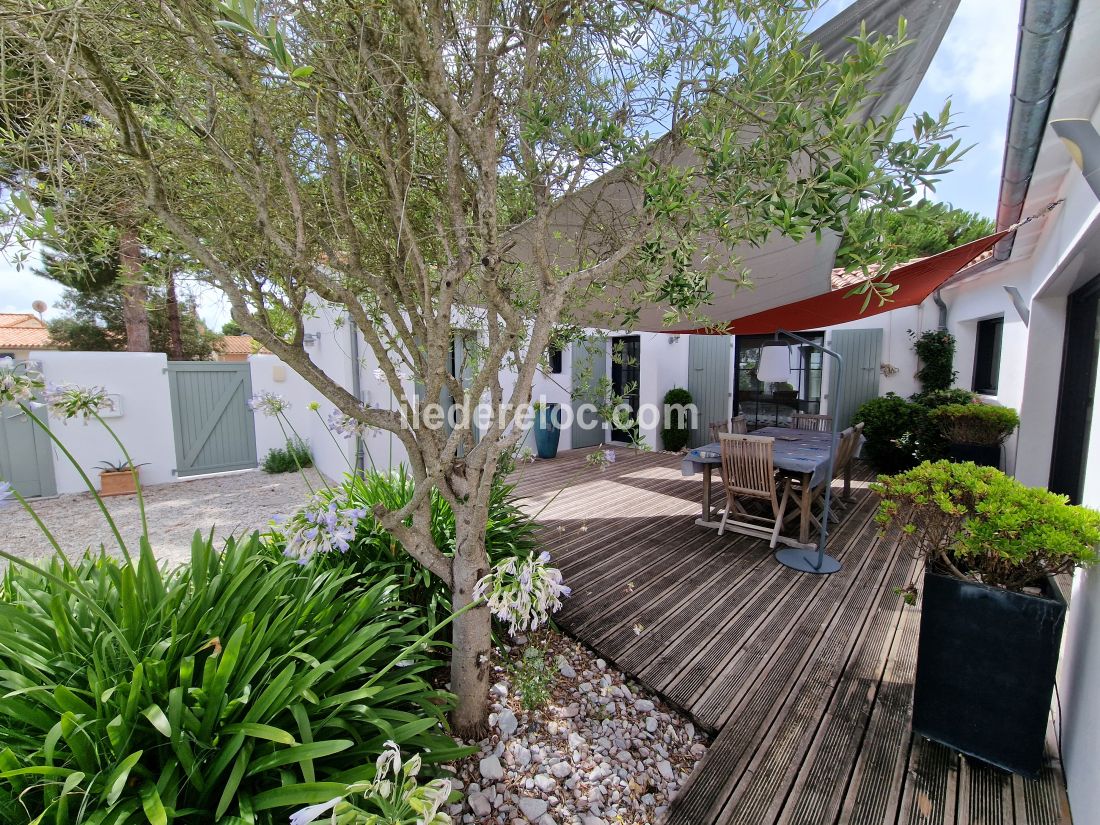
684,231,1010,336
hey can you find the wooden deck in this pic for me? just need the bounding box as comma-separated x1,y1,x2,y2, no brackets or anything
512,447,1073,825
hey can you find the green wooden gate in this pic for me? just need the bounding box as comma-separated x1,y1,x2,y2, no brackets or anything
687,335,732,447
167,362,258,477
0,396,56,498
570,337,607,449
828,328,883,428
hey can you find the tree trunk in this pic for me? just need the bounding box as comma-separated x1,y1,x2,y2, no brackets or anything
165,269,184,360
450,510,493,739
118,227,151,352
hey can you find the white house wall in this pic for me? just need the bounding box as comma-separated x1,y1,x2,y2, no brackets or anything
639,332,691,449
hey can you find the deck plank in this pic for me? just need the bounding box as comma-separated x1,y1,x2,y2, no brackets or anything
513,447,1073,825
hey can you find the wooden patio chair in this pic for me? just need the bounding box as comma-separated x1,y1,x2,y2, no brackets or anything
785,426,860,530
842,421,865,500
790,412,833,432
709,415,748,442
717,433,792,548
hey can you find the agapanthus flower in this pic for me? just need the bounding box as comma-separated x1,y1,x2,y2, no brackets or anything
46,384,110,420
289,741,452,825
585,448,616,470
247,391,290,417
288,797,341,825
0,481,13,507
0,359,45,406
326,407,372,439
282,493,369,563
474,550,571,636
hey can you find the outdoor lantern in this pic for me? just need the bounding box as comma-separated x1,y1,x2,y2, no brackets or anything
757,342,793,383
1051,118,1100,200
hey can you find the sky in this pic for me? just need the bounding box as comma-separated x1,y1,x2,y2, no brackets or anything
0,0,1020,326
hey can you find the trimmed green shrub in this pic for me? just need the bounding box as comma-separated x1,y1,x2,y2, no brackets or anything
874,460,1100,591
0,535,466,824
660,387,694,452
910,328,958,393
853,393,929,473
262,437,313,474
930,403,1019,446
910,388,979,409
271,467,538,628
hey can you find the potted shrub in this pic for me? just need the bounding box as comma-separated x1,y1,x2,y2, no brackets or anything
853,393,929,473
874,461,1100,776
660,387,693,452
532,402,561,459
930,402,1019,468
96,459,146,497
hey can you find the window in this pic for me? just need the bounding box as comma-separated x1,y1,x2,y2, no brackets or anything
972,317,1004,395
547,345,563,374
733,332,824,429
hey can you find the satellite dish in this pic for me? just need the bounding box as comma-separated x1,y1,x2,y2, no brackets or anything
31,300,48,320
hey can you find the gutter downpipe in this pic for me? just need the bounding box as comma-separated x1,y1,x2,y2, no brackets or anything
349,319,365,475
933,288,948,329
993,0,1076,262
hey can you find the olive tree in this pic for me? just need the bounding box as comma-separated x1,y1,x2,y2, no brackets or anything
0,0,961,735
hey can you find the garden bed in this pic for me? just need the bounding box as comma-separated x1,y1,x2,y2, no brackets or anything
446,629,707,824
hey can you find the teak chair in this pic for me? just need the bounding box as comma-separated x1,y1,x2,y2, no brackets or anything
709,415,748,442
787,425,862,530
790,412,833,432
717,433,791,548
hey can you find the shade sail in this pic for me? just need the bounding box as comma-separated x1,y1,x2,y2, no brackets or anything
503,0,962,333
681,231,1010,336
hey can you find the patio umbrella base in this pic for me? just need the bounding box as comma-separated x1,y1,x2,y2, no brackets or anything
775,548,841,575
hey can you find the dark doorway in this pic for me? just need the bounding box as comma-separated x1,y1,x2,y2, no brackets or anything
610,335,641,443
1050,275,1100,503
734,332,825,429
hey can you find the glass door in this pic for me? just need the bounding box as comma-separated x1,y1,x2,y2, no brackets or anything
734,332,824,430
1050,275,1100,503
610,335,641,442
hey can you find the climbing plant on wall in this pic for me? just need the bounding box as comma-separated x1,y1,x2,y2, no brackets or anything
910,329,958,394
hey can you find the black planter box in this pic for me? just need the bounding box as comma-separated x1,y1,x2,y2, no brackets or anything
946,442,1001,468
912,571,1066,776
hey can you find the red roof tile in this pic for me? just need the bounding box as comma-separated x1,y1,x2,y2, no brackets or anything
0,313,51,349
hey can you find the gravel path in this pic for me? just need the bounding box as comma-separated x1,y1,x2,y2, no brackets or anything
3,469,325,569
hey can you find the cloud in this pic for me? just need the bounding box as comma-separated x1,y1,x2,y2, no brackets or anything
925,0,1018,105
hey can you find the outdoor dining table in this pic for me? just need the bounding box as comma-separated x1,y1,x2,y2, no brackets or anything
681,427,859,548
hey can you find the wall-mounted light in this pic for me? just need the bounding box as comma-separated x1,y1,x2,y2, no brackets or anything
1051,118,1100,200
667,334,681,345
302,332,320,346
1003,286,1030,326
757,342,793,383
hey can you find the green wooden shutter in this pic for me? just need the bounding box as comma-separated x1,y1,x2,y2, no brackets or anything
829,329,883,428
687,335,731,447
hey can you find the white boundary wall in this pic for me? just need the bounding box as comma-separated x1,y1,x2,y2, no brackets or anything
34,351,177,495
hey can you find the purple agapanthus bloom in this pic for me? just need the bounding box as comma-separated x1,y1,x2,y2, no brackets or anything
283,494,369,563
326,408,371,440
247,391,290,417
0,481,13,507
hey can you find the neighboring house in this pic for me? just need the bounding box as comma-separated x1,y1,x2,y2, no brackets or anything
214,334,269,362
0,312,51,362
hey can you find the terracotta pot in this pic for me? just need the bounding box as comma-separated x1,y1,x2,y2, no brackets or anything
99,469,139,497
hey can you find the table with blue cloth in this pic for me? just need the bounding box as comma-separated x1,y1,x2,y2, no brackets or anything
681,427,859,547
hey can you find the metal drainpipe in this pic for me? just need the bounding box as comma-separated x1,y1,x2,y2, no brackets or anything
993,0,1077,262
349,319,365,475
933,288,948,329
